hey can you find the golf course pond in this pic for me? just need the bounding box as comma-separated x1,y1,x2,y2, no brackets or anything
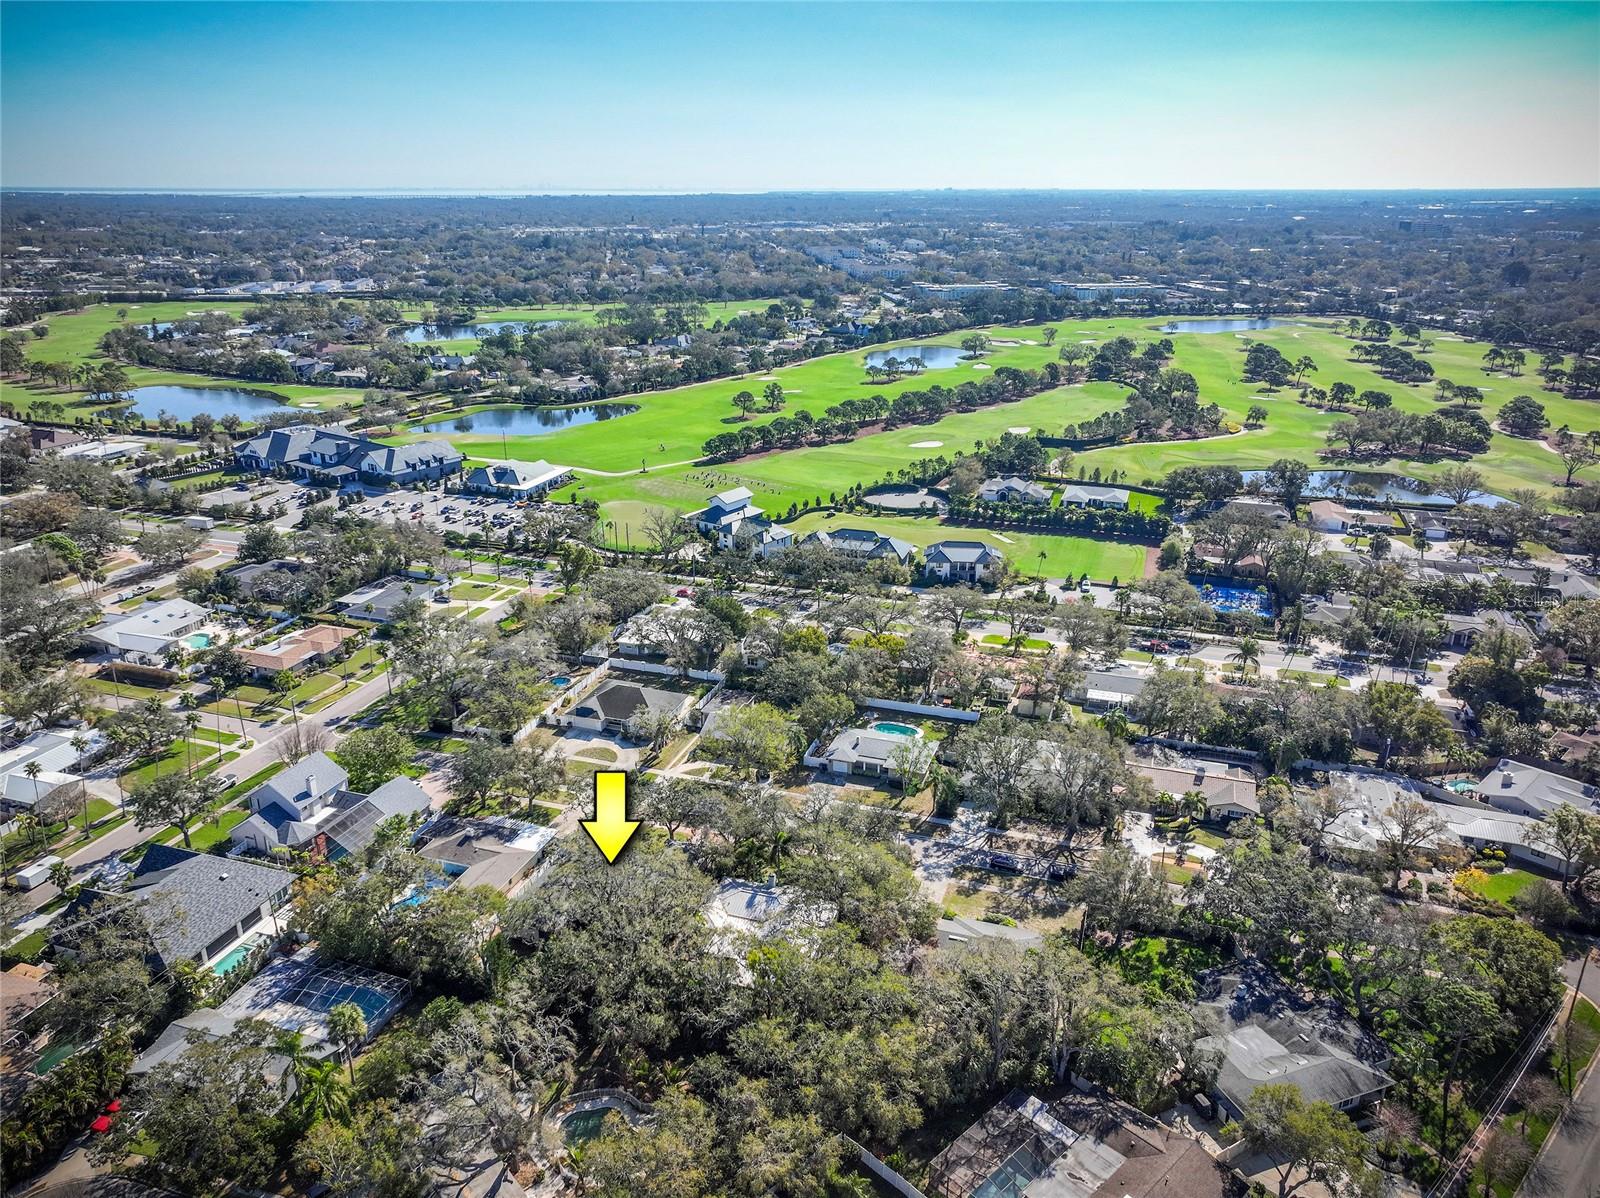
864,344,968,370
1239,469,1512,508
1160,318,1298,334
412,402,639,436
394,319,564,343
122,385,292,422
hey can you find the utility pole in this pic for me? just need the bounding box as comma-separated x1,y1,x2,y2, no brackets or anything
1565,946,1595,1092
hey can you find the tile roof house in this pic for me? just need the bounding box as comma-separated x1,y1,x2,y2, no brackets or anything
462,459,574,499
1194,963,1394,1118
234,424,463,486
236,623,358,675
979,475,1052,504
83,599,211,666
923,540,1005,584
799,526,916,565
56,845,293,972
1058,483,1132,509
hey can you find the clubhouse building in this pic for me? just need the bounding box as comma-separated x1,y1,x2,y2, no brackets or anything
234,425,463,487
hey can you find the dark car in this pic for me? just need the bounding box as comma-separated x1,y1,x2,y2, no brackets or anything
988,852,1023,874
1167,638,1193,651
1046,860,1077,883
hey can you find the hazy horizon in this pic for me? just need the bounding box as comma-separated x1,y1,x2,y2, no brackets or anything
3,1,1597,193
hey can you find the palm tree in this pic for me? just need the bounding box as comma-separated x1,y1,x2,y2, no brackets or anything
326,1001,368,1083
292,1057,350,1126
1228,637,1262,676
70,735,92,834
182,709,202,775
22,761,44,813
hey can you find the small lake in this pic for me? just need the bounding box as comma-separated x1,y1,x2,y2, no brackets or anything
1160,318,1296,335
412,403,639,436
1239,469,1512,509
395,320,563,344
122,385,291,422
864,344,968,370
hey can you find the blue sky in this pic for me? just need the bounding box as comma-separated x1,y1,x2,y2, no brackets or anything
2,1,1596,191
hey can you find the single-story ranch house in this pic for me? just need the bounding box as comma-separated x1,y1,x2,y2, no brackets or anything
235,425,463,487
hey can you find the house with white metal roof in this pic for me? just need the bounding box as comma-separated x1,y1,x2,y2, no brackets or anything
462,458,573,499
82,599,212,667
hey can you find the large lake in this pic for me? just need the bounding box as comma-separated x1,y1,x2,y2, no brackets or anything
1240,469,1511,508
1160,318,1296,334
412,403,639,436
122,385,291,422
395,320,564,344
864,344,968,370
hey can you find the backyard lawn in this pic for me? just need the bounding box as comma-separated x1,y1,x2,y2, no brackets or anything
1456,867,1542,903
784,510,1149,582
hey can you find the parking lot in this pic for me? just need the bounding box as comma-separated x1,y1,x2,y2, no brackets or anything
344,487,529,537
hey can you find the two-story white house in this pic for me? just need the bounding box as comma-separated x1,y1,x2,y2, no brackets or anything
922,540,1005,584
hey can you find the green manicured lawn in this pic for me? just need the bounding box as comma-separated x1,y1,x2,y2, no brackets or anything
449,581,499,601
1,300,356,418
382,317,1600,533
118,739,221,788
1457,867,1543,903
784,510,1148,582
980,635,1052,651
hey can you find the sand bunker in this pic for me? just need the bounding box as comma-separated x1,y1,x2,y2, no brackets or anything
758,374,780,380
972,363,992,370
1008,426,1032,434
909,440,943,449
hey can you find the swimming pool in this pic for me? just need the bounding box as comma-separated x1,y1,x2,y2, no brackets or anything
211,941,254,975
550,675,572,688
1446,779,1479,794
872,721,921,738
185,632,213,650
561,1108,615,1145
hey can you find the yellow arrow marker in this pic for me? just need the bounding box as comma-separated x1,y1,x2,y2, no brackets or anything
580,771,640,863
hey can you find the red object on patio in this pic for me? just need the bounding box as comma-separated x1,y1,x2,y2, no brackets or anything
90,1115,112,1134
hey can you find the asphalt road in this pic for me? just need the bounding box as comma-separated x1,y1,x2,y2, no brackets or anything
1521,946,1600,1198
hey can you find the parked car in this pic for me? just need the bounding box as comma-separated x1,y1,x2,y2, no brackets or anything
988,852,1023,875
214,773,239,790
1046,860,1077,883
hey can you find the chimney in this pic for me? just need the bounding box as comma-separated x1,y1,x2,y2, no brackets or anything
305,773,318,797
1501,769,1514,787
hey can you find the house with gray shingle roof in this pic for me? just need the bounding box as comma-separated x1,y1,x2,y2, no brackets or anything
979,476,1051,505
1058,483,1131,509
799,527,916,565
235,424,462,486
54,845,293,971
923,539,1004,584
1194,963,1393,1119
